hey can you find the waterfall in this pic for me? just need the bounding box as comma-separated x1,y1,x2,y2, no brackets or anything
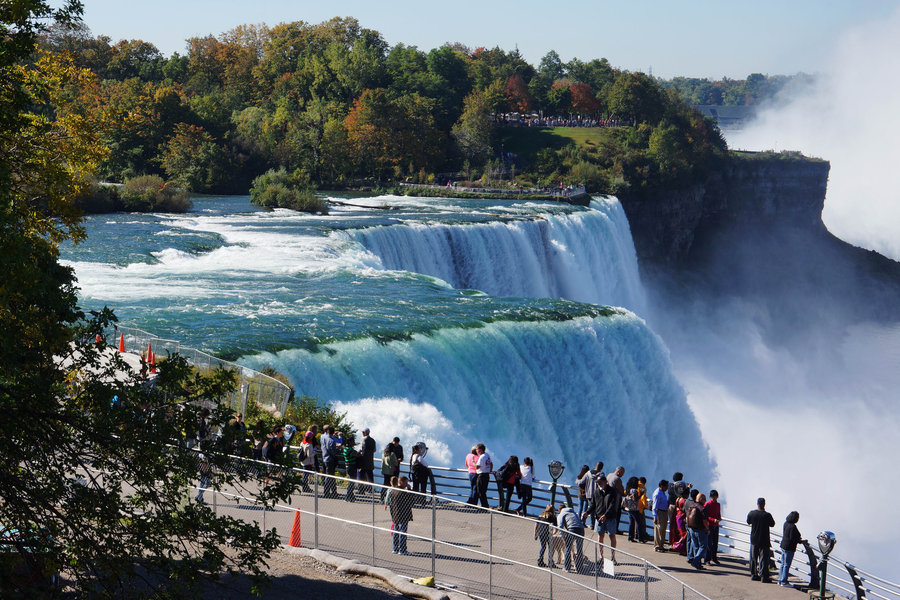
242,312,712,484
348,198,648,314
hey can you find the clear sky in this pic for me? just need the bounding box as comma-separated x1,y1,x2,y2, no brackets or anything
77,0,898,79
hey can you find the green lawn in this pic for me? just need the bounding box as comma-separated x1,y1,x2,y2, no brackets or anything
498,126,617,162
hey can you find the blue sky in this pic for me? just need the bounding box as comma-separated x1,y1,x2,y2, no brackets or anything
79,0,898,78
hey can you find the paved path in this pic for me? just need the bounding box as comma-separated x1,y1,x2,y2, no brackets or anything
208,483,809,600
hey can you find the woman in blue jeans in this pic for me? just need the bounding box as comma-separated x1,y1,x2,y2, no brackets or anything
779,511,805,587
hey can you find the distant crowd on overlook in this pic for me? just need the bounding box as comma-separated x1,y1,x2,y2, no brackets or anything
494,113,623,128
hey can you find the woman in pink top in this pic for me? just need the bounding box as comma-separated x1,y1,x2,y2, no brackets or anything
465,446,478,504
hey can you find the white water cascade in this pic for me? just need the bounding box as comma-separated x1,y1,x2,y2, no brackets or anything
243,312,713,483
348,198,648,314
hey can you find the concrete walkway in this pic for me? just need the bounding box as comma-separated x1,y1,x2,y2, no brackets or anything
208,484,809,600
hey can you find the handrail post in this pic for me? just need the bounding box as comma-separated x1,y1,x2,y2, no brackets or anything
431,494,436,579
595,541,599,597
644,561,649,600
314,472,319,549
489,509,494,600
371,488,376,566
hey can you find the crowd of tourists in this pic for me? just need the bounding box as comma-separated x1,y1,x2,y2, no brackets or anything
494,113,623,128
225,414,807,586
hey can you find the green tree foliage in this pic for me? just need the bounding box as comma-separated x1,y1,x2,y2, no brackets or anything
452,89,493,166
608,71,665,125
1,5,300,596
120,174,192,212
250,168,327,214
160,123,230,192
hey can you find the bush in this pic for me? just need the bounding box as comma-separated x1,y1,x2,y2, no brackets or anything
119,175,192,213
250,168,328,214
75,182,121,213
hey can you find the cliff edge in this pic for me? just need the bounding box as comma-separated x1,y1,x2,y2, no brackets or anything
619,152,900,325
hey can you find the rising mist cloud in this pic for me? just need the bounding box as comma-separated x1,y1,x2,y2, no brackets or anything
727,6,900,260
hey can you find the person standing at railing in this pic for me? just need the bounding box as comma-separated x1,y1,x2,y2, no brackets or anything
516,457,534,516
320,425,339,499
263,425,285,489
652,479,670,553
668,472,691,553
686,492,709,570
475,443,493,508
575,465,591,518
534,504,557,567
380,446,398,502
557,503,586,573
498,456,521,512
343,437,361,502
778,511,805,588
591,474,620,565
390,476,414,555
360,428,376,494
388,437,404,476
746,497,776,583
607,466,626,534
465,446,479,505
410,442,432,500
637,477,651,543
298,431,315,493
704,490,721,565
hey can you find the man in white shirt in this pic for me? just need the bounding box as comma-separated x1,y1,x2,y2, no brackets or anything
475,443,492,508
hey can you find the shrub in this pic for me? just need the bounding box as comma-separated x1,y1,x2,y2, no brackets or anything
119,175,192,213
249,168,328,214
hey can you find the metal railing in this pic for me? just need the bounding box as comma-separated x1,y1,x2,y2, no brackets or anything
718,517,900,600
111,325,292,415
206,456,712,600
284,454,897,600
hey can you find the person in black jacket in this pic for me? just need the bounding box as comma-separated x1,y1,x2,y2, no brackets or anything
779,511,805,587
591,475,620,564
746,497,776,583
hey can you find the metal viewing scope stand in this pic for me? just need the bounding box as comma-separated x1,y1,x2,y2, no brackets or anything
809,530,836,600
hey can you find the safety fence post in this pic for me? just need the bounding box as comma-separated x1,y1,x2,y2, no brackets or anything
314,472,319,549
489,509,494,600
644,561,650,600
431,494,437,579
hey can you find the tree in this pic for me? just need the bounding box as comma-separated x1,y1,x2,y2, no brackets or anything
505,74,533,113
569,81,600,115
607,71,665,125
1,4,300,596
451,89,493,166
160,123,230,192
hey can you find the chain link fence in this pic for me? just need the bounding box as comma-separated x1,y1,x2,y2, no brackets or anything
112,325,292,415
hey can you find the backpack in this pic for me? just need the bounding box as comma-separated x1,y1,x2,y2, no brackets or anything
297,444,308,461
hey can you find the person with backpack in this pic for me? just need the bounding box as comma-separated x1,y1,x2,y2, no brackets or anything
342,436,361,502
298,431,315,492
516,457,534,516
686,492,709,570
533,504,557,567
380,445,398,502
497,456,521,513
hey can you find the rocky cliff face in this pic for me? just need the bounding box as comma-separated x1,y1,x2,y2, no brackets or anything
621,153,900,325
618,156,831,265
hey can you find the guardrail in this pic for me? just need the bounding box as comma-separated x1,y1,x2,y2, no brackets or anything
287,454,896,600
111,325,292,415
717,517,899,600
206,456,712,600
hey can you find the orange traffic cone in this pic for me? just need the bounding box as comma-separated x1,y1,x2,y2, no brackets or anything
148,343,156,373
95,334,102,344
118,333,125,353
288,510,302,547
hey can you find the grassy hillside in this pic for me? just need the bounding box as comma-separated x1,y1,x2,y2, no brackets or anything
498,127,619,163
